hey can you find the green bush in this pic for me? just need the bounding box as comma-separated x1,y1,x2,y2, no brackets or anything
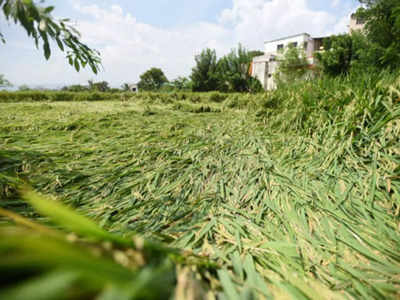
208,92,227,103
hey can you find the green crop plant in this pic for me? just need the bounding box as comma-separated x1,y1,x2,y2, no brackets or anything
1,71,400,299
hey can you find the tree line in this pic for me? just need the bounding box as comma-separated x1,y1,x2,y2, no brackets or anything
316,0,400,76
135,47,264,93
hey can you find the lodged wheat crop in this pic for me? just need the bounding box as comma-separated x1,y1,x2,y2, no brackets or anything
0,72,399,299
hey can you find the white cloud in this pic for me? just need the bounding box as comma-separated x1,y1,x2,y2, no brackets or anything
220,0,343,48
70,1,232,84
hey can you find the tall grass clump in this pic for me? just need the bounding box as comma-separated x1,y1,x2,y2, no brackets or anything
1,71,400,299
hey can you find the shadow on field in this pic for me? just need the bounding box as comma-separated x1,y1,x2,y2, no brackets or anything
0,150,52,210
0,150,88,212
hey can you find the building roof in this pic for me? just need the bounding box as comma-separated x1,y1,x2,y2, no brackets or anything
264,33,310,44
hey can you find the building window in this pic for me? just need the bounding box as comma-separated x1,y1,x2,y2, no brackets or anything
303,42,308,50
290,42,298,48
277,44,284,51
313,38,324,51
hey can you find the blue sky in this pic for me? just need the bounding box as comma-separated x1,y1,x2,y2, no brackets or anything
53,1,233,28
0,0,359,88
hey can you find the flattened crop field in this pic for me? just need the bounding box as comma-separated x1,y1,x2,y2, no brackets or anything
1,88,400,299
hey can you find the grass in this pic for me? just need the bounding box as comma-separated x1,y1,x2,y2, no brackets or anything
1,73,400,299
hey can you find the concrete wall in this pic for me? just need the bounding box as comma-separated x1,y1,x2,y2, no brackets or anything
129,84,139,93
253,34,314,90
252,55,269,90
251,55,279,91
266,61,278,90
264,33,311,54
349,14,365,33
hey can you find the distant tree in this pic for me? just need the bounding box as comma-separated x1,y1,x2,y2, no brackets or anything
88,80,110,92
350,32,383,72
18,84,31,91
0,0,101,73
190,48,219,92
315,35,354,76
159,83,175,93
275,45,309,85
172,77,191,91
316,1,400,76
121,83,130,92
0,74,12,88
138,68,168,91
356,0,400,69
217,44,262,92
316,33,383,76
62,84,89,92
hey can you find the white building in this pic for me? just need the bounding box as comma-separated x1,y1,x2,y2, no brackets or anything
349,13,366,33
251,13,366,90
128,84,139,93
251,33,324,90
